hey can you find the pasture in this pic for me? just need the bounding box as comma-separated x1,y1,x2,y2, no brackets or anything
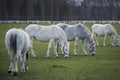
0,23,120,80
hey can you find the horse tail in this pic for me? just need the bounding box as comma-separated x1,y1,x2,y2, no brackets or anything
10,34,17,54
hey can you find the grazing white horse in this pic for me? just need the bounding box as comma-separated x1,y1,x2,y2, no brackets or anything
5,28,30,76
92,24,119,46
25,24,69,58
57,23,96,56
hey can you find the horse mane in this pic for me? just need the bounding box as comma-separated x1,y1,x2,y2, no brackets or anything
56,25,68,43
107,24,118,36
57,23,67,30
76,23,92,34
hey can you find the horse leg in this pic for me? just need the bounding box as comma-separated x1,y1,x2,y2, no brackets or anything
8,62,13,73
94,34,99,46
8,51,13,74
119,35,120,46
30,38,36,57
74,37,79,55
56,40,62,55
81,39,88,55
46,39,54,57
92,32,96,44
54,41,59,57
24,52,29,72
110,35,114,46
21,52,28,72
8,50,17,76
12,51,20,76
103,34,107,46
56,41,59,55
20,53,25,72
30,45,36,57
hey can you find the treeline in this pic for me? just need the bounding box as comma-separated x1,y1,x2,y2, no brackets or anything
0,0,120,20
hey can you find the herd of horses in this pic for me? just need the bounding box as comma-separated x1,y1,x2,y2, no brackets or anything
5,23,120,76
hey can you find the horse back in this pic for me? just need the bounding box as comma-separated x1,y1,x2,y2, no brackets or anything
76,24,91,36
5,28,30,55
92,24,117,35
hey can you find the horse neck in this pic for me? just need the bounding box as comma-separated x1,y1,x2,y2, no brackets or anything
113,30,118,39
84,26,93,45
59,29,68,46
32,26,41,36
86,35,93,45
109,25,118,38
61,34,67,45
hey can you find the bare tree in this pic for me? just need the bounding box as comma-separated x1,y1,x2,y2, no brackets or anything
0,0,120,20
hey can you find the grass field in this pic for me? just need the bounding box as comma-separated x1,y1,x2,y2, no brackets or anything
0,23,120,80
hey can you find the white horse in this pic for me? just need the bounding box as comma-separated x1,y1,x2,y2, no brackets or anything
5,28,30,76
92,24,119,46
25,24,69,58
57,23,96,56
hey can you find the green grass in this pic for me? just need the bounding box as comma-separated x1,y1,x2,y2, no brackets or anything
0,23,120,80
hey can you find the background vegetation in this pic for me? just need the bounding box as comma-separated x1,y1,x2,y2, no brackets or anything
0,0,120,20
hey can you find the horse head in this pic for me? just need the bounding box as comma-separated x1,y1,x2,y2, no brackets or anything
61,42,70,58
114,35,119,46
87,35,96,56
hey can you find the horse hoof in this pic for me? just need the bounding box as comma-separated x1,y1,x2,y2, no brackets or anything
116,45,119,47
65,57,68,58
46,55,50,58
74,53,77,56
13,72,18,76
8,71,12,73
26,66,28,72
55,56,59,58
74,54,77,56
32,55,37,57
84,54,88,56
64,55,69,58
92,54,95,56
